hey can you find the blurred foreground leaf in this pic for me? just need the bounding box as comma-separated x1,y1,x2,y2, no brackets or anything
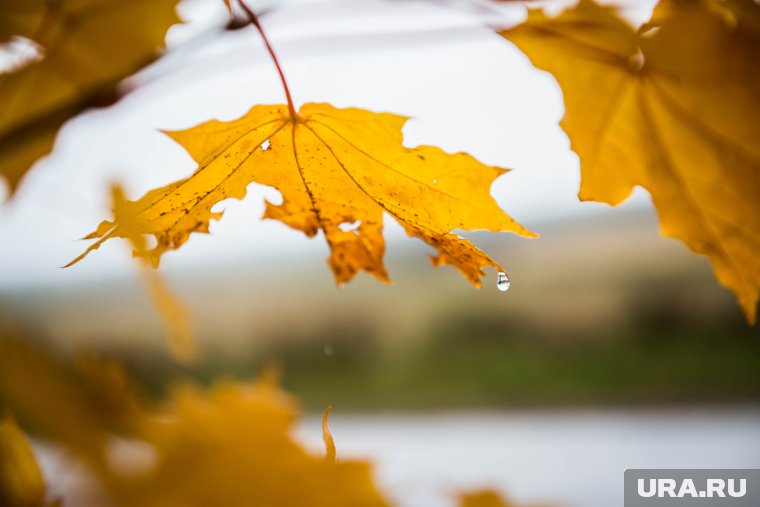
459,491,516,507
0,337,140,465
110,184,197,362
0,335,544,507
0,416,47,507
458,489,554,507
0,336,388,506
0,0,179,196
106,378,389,507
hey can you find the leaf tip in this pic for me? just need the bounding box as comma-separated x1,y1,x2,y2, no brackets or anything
739,296,758,326
322,403,336,464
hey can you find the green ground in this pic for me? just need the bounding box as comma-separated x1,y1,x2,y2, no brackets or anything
125,297,760,411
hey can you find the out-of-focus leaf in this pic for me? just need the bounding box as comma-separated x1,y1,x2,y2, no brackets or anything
501,0,760,323
0,416,46,507
0,335,545,507
70,103,535,286
110,185,197,363
0,337,140,465
457,490,553,507
104,377,390,507
0,0,180,196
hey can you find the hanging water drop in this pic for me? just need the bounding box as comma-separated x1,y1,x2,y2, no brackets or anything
496,271,510,292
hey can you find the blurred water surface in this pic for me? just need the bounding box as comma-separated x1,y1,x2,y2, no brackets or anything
298,408,760,507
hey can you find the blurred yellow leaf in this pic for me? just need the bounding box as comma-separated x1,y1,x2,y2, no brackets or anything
70,103,535,286
110,185,197,363
457,490,555,507
0,336,546,507
0,337,140,465
105,378,390,507
0,0,179,196
458,491,515,507
501,0,760,323
0,416,46,507
0,338,389,506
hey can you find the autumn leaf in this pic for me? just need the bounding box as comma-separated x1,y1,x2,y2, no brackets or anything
1,336,550,507
458,491,516,507
501,0,760,323
0,336,140,466
0,337,390,507
0,0,179,196
0,416,46,507
457,490,552,507
69,103,535,286
104,377,390,507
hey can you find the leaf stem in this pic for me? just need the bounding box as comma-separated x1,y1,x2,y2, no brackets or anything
236,0,298,119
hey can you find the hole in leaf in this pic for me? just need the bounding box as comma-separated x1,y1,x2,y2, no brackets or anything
338,220,361,234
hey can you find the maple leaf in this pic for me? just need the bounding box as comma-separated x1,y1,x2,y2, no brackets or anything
0,337,389,507
105,377,390,507
0,0,179,197
501,0,760,323
1,336,547,507
70,103,535,287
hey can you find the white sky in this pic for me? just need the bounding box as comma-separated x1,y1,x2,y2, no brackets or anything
0,0,657,290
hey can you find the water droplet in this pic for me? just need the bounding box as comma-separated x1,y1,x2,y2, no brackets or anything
433,178,437,185
496,272,510,292
260,139,271,151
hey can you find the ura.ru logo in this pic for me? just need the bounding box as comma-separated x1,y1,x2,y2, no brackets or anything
638,478,746,499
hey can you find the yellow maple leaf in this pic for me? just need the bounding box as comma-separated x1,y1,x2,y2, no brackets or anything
2,335,548,507
105,377,390,507
501,0,760,323
0,336,390,506
0,0,179,196
70,103,535,286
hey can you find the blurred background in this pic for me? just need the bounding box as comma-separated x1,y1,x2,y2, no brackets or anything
1,1,759,506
